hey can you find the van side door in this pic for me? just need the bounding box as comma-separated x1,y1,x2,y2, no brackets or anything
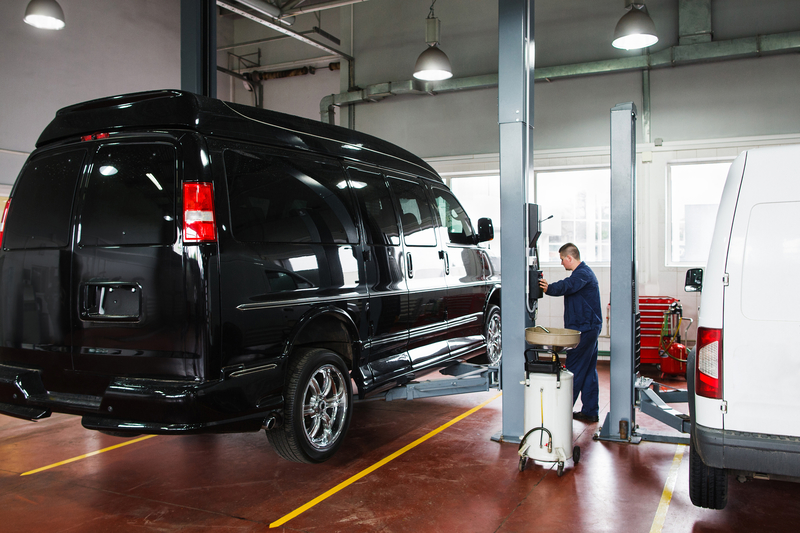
217,146,366,384
430,185,489,359
345,166,411,387
388,176,449,370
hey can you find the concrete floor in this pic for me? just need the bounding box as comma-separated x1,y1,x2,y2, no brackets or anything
2,362,800,532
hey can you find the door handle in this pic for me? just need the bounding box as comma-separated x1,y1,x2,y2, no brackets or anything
406,252,414,278
443,251,450,275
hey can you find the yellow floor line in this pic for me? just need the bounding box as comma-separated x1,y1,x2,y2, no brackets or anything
269,392,503,529
649,444,687,533
21,434,157,476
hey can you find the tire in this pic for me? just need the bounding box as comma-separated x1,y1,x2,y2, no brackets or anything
573,445,581,464
689,445,728,509
267,348,352,463
484,304,502,366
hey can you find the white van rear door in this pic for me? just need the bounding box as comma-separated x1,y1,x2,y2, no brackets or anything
723,145,800,437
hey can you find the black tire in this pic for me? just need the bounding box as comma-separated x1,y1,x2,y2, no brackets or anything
689,445,728,509
267,348,352,463
557,462,564,477
474,304,502,366
518,456,527,472
573,445,581,464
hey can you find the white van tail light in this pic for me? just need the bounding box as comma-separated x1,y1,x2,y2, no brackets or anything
0,199,10,247
696,327,722,399
183,182,217,243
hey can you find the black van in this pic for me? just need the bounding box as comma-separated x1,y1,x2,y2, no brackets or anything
0,90,500,463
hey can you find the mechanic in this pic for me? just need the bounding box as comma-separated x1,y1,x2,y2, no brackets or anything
539,243,603,423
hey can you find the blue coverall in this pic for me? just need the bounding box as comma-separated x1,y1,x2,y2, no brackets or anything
545,261,603,417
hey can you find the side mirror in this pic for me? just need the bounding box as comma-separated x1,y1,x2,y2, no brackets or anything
684,268,703,292
477,217,494,243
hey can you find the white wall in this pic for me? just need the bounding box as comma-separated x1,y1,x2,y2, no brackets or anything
0,0,181,189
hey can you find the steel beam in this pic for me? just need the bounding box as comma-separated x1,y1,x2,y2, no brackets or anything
181,0,217,97
217,0,353,62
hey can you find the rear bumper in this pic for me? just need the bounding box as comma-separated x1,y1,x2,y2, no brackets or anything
693,422,800,478
0,363,283,434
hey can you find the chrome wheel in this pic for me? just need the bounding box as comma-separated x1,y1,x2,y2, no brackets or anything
302,363,349,451
485,305,502,366
267,348,353,463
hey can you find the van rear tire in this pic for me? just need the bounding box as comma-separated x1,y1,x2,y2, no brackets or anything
689,445,728,509
267,348,352,463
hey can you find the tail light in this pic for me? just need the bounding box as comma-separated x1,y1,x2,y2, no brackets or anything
696,327,722,399
183,182,216,243
0,199,10,247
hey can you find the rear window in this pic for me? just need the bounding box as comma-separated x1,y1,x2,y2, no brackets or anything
79,143,176,246
225,150,358,244
4,149,85,249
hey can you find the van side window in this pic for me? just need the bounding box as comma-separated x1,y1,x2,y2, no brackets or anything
4,149,85,249
390,179,437,247
80,144,176,246
432,188,475,245
346,167,400,246
226,151,358,244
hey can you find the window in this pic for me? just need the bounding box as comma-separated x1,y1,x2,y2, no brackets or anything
389,178,437,247
81,144,176,246
226,150,358,244
432,187,475,245
5,149,85,249
534,168,610,263
346,167,400,246
668,162,730,265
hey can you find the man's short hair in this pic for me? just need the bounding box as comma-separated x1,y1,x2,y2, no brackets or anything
559,243,581,261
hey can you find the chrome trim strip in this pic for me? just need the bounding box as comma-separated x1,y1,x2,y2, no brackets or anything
237,293,369,311
229,364,278,378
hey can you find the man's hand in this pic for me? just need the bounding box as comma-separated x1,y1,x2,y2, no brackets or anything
539,278,548,294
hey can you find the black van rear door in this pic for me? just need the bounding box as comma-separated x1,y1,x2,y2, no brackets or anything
0,149,85,381
70,141,188,379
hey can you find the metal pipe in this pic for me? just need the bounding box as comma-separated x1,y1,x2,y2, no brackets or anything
320,31,800,121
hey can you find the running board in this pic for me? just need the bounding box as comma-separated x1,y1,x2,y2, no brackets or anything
383,363,500,401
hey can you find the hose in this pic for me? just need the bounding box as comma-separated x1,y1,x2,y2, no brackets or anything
518,388,553,454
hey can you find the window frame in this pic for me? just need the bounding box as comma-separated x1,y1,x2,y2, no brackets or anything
532,165,611,266
665,158,733,267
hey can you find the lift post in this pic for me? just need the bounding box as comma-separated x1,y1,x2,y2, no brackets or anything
597,102,690,445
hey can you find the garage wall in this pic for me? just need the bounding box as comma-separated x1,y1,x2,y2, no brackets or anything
0,0,181,189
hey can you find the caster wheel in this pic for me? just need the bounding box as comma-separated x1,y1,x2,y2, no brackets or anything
518,456,528,472
573,445,581,464
557,462,564,477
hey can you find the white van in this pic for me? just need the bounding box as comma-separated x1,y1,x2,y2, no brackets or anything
686,144,800,509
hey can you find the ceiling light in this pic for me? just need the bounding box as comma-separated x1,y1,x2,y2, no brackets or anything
612,3,658,50
23,0,65,30
413,1,452,81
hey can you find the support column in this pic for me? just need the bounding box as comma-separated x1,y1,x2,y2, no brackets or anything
495,0,533,443
598,102,638,443
181,0,217,97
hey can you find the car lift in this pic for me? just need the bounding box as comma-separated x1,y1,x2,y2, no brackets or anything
596,102,690,446
382,363,500,402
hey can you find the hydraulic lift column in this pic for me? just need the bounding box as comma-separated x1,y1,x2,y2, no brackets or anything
495,0,534,443
598,102,639,443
